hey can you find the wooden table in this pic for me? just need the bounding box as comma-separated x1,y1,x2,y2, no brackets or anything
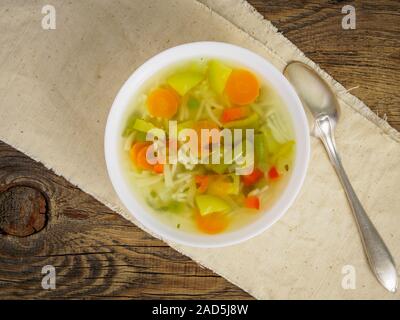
0,0,399,299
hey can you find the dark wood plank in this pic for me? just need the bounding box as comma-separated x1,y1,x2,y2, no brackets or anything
1,0,399,299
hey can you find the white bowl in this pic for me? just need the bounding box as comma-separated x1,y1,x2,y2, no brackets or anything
104,42,310,247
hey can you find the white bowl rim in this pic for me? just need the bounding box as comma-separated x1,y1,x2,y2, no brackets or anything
104,41,310,248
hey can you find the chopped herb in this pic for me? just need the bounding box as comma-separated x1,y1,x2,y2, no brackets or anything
187,97,200,109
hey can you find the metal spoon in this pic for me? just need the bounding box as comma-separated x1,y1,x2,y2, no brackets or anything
284,61,398,292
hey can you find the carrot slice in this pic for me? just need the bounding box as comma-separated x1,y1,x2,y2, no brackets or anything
136,145,154,170
193,120,219,135
195,211,229,234
268,166,280,180
241,168,264,186
147,87,180,119
153,163,164,174
220,106,251,123
195,175,209,193
225,70,260,105
244,196,260,210
130,142,150,165
193,120,219,151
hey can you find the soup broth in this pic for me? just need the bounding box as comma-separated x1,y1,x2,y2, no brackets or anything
120,58,295,235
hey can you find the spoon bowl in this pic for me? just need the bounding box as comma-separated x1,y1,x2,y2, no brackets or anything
284,61,340,136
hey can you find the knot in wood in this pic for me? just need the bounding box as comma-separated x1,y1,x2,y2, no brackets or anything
0,186,47,237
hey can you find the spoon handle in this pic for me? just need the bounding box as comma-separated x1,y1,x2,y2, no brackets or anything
315,115,398,292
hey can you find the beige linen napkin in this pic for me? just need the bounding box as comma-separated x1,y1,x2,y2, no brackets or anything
0,0,399,299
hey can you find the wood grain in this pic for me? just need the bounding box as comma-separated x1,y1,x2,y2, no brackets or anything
0,0,399,299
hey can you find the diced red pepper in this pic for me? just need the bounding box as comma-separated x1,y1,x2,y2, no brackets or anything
220,106,251,123
241,169,264,186
244,196,260,210
153,163,164,174
268,166,280,180
195,175,209,193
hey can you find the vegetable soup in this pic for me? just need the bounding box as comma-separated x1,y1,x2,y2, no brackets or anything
120,58,295,235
